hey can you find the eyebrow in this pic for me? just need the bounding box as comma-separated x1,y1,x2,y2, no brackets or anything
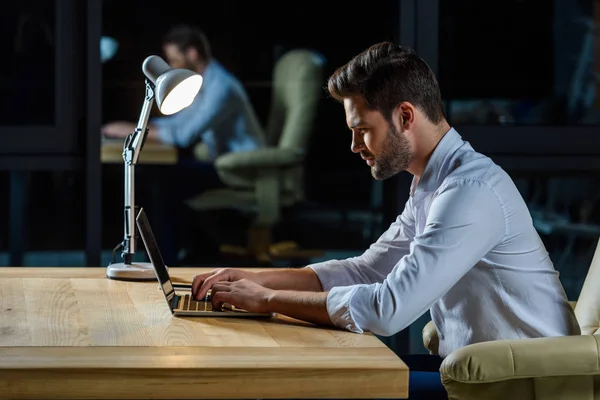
350,120,365,129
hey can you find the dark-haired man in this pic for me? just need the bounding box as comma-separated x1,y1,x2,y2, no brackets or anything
102,24,264,161
188,42,580,398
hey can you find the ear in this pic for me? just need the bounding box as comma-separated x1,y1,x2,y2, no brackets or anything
392,102,416,130
185,47,199,62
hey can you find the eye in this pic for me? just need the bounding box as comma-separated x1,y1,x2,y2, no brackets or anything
358,128,369,135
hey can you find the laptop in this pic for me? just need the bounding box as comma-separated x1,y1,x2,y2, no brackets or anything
135,207,273,318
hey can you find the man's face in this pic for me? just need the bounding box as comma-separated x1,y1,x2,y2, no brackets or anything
163,43,195,70
344,96,414,180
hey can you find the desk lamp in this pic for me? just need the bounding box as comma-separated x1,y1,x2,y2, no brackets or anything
106,55,203,281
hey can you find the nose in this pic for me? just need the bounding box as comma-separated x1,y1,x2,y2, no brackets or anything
350,131,364,153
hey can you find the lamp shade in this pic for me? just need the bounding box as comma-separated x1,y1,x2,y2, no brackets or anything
142,55,203,115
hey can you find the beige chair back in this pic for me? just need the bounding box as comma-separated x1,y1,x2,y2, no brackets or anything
574,240,600,334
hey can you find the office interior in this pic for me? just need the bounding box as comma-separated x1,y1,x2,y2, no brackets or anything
1,0,599,359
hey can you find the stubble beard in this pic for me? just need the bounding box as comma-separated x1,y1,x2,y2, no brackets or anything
370,125,414,181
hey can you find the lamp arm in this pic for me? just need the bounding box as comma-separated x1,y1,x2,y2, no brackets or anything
119,79,155,264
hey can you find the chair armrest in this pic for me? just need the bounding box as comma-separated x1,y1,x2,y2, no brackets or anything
215,148,304,171
422,320,440,355
441,334,599,385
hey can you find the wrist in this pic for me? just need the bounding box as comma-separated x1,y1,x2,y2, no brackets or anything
265,288,278,309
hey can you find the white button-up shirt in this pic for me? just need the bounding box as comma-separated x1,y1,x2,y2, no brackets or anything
308,128,580,358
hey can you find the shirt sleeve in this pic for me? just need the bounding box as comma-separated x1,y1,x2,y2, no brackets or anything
152,82,236,150
325,178,507,335
306,197,416,290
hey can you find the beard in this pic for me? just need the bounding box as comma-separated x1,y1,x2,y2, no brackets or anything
365,124,414,180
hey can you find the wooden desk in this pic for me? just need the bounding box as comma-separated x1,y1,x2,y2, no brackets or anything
0,267,408,399
101,138,177,164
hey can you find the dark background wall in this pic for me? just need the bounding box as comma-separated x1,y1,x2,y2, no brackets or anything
1,0,599,262
100,0,399,209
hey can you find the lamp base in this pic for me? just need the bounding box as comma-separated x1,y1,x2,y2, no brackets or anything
106,262,161,282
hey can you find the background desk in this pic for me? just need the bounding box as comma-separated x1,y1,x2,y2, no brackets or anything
0,267,408,399
101,139,178,164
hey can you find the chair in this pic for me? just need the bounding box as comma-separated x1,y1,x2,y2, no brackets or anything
186,49,326,263
421,237,600,399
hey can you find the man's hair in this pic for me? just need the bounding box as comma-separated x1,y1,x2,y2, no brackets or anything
162,24,212,61
328,42,445,124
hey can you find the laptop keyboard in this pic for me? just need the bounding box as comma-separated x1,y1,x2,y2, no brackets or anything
180,294,212,311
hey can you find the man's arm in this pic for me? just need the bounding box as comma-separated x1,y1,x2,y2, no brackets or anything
306,197,416,291
256,268,324,291
325,179,506,336
192,266,323,300
267,291,332,326
194,198,416,299
208,279,332,326
253,212,417,291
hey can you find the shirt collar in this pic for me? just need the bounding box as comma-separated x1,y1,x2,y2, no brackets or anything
410,127,464,195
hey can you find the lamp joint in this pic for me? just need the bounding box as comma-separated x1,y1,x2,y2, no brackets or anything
145,79,155,101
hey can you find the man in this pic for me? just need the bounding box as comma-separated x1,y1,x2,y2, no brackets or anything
102,24,265,161
190,42,580,397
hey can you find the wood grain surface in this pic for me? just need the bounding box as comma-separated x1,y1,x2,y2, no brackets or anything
0,268,408,399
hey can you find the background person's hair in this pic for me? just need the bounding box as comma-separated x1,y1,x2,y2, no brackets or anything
162,24,212,61
328,42,445,124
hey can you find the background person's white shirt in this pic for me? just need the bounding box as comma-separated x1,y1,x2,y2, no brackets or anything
307,128,580,358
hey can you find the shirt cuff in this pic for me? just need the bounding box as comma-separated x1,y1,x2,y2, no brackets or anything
326,285,364,334
305,260,349,291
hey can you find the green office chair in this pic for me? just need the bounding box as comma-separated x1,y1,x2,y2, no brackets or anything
186,49,326,263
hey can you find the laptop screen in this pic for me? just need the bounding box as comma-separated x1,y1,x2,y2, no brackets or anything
135,208,175,300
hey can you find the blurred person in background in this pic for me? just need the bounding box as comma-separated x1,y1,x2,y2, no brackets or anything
101,24,265,163
102,25,266,262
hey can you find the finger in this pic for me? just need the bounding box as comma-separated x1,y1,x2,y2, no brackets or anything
196,276,218,300
208,283,232,305
211,282,233,293
191,272,216,297
196,271,230,299
191,274,204,297
211,291,233,311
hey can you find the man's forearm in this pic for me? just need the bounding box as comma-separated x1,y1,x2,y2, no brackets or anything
256,268,323,291
267,290,332,327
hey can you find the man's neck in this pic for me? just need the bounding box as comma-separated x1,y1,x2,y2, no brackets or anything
407,121,451,177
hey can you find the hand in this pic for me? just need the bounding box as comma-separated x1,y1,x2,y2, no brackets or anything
101,121,136,138
211,279,274,313
191,268,261,300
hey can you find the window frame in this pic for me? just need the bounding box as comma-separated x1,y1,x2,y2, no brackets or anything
400,0,600,169
0,0,77,155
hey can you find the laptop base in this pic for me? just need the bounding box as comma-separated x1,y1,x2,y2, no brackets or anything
106,262,158,281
